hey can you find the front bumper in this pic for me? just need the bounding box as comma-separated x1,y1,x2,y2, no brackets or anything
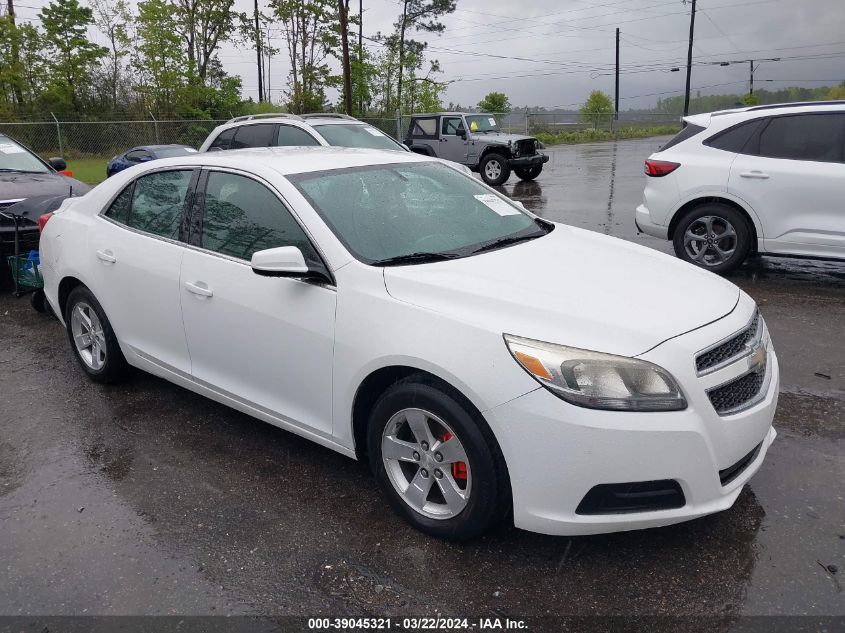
635,203,669,239
485,302,779,536
510,153,549,168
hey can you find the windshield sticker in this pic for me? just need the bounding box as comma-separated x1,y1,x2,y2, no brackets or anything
0,143,26,154
364,127,385,136
487,117,496,126
474,194,521,216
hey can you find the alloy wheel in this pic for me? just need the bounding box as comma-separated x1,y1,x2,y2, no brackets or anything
70,302,107,371
381,408,472,520
484,159,502,181
683,215,738,267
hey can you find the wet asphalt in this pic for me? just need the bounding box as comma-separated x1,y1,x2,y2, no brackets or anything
0,137,843,623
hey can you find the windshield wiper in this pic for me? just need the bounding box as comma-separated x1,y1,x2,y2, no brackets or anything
371,251,462,267
471,231,545,255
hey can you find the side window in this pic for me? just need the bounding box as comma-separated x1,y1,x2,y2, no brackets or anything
126,170,193,240
230,124,275,149
209,128,235,151
276,125,321,146
705,119,764,154
200,171,318,263
125,149,151,163
441,117,465,136
410,118,438,139
757,114,845,163
104,185,133,224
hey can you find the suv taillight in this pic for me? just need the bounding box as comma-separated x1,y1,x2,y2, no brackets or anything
38,212,54,232
644,159,680,177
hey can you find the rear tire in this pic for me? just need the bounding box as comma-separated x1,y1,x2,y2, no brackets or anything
672,203,751,275
367,375,510,540
30,289,46,313
479,153,511,186
514,165,542,181
65,286,129,384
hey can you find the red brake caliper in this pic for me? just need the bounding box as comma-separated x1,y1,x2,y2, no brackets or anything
441,432,467,482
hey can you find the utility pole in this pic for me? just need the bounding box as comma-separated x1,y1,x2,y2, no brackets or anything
614,28,620,121
749,60,754,95
7,0,23,106
254,0,264,102
359,0,364,114
683,0,696,118
338,0,353,115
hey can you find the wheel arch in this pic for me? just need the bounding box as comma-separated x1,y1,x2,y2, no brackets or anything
58,275,85,321
667,195,760,253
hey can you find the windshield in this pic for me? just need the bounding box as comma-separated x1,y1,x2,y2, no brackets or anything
0,136,50,173
313,123,406,151
155,146,198,158
465,115,500,134
290,161,548,264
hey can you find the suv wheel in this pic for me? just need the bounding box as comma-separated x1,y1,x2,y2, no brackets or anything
65,286,129,383
673,203,751,274
479,153,511,186
367,375,510,540
514,165,542,181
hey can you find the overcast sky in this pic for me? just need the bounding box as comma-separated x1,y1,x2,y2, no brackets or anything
11,0,845,110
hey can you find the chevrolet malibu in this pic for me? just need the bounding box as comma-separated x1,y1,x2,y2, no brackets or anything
39,147,778,540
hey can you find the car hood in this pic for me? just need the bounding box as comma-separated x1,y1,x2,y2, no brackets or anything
0,171,90,203
470,132,536,144
383,224,740,357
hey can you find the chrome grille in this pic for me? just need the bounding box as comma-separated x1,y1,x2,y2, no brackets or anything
696,312,760,374
707,369,765,415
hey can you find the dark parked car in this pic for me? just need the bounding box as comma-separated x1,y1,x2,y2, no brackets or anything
106,144,197,177
0,133,90,284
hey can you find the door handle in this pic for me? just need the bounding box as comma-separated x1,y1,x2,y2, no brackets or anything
739,171,770,179
185,281,213,298
96,249,116,264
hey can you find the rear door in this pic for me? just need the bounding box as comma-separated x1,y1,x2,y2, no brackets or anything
88,168,197,374
407,116,440,156
728,112,845,258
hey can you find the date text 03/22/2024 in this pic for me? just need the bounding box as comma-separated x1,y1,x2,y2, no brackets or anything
307,617,528,630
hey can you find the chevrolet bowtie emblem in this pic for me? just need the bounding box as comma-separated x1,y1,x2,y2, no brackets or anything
749,343,767,373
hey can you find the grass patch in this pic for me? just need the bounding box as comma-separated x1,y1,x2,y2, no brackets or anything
65,157,109,185
535,125,680,146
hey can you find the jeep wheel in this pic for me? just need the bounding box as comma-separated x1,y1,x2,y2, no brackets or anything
479,153,511,186
514,165,542,181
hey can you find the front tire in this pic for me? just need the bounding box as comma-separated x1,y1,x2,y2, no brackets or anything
367,376,510,540
479,153,511,186
65,286,129,384
672,203,751,274
514,165,542,181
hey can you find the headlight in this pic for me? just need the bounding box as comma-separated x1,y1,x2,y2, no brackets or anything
504,334,687,411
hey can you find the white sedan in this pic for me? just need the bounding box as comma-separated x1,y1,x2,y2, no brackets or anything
39,147,778,539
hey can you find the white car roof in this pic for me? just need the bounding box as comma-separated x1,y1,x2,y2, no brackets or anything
684,101,845,129
147,146,434,176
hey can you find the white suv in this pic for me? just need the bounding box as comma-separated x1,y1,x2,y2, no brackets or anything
636,101,845,274
199,113,408,153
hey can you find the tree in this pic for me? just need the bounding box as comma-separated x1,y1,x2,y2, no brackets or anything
827,82,845,100
391,0,455,113
270,0,338,113
337,0,352,114
90,0,132,110
478,91,510,114
173,0,236,84
742,92,759,106
580,90,613,129
39,0,108,111
134,0,185,114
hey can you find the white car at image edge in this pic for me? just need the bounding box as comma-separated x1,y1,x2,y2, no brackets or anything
39,147,778,539
637,101,845,273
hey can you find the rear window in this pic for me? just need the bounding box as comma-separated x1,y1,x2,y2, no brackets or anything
276,125,320,147
231,124,275,149
209,128,235,151
705,119,765,153
409,118,438,139
660,124,705,151
756,113,845,163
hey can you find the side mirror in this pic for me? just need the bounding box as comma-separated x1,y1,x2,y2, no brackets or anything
139,155,153,162
458,131,467,140
251,246,309,277
48,157,67,171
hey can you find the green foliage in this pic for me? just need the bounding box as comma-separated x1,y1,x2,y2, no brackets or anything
478,92,511,114
39,0,108,111
580,90,614,129
535,125,680,146
826,82,845,100
742,93,759,106
135,0,186,115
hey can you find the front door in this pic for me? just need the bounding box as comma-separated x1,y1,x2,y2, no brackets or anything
439,116,468,164
729,113,845,258
179,168,337,435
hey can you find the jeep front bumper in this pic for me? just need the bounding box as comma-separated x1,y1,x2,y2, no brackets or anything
510,153,549,168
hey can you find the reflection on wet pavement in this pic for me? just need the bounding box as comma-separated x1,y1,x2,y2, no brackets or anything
0,137,843,620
